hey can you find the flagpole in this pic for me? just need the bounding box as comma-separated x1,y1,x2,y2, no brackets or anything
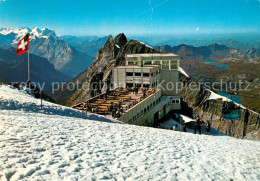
28,49,30,82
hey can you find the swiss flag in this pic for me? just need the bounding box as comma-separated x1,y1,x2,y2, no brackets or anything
17,33,29,56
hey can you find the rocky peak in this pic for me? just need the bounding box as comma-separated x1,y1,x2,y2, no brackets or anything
114,33,127,47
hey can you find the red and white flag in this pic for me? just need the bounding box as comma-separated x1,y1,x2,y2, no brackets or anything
16,33,29,56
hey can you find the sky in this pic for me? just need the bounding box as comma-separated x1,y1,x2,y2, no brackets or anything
0,0,260,36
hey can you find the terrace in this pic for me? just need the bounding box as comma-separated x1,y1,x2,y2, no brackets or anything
72,87,157,119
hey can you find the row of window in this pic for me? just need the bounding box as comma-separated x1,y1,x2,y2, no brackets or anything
142,60,178,70
171,99,180,104
126,72,159,77
127,97,161,124
125,81,158,89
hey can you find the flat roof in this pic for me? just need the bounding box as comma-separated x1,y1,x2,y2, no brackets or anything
127,53,179,58
116,65,159,69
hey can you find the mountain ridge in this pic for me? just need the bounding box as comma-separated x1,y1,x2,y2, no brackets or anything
0,27,93,77
0,46,71,90
154,44,260,61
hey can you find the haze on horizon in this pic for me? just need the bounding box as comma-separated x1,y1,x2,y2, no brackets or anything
0,0,260,37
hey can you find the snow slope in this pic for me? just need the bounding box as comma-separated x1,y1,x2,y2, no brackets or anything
0,85,260,180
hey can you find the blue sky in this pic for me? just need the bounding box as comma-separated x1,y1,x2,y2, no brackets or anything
0,0,260,36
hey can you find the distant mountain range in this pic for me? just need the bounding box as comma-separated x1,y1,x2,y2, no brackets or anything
153,38,260,50
59,35,99,46
0,46,71,90
60,35,110,57
154,44,260,61
131,34,260,50
0,27,93,77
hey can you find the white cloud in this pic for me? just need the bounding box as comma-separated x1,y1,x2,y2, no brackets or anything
195,26,200,32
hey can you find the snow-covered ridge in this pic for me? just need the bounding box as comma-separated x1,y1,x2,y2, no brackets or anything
140,41,153,49
207,89,260,115
179,66,190,78
0,27,56,43
0,85,117,123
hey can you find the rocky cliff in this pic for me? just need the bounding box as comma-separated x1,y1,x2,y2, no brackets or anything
179,75,260,140
50,33,158,105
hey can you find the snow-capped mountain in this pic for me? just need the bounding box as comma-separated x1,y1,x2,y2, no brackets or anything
0,27,93,77
0,27,55,44
0,85,259,180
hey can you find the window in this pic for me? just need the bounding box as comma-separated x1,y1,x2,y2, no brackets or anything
143,73,150,77
153,101,155,107
126,72,133,76
135,73,142,76
128,61,135,65
143,61,152,65
153,61,161,65
162,64,169,70
126,83,133,87
171,63,178,70
172,99,180,104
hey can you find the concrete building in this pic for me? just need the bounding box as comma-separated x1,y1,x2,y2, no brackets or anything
73,53,181,127
113,53,180,96
112,53,181,125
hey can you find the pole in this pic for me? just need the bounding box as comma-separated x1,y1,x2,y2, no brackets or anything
28,49,30,81
40,91,43,110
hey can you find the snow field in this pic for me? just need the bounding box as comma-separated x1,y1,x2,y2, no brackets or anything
0,85,260,180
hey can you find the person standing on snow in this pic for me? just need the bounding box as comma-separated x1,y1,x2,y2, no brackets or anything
194,116,203,135
183,123,187,132
206,120,211,135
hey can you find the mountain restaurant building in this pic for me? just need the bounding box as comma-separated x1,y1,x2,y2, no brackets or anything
73,53,181,127
112,53,181,126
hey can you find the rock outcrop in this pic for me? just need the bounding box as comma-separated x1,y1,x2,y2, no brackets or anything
179,75,260,140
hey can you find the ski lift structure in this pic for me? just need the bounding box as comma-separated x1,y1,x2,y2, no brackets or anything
222,94,241,121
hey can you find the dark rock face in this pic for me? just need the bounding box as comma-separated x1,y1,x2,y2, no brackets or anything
179,75,260,140
50,34,158,105
155,44,260,61
114,33,127,47
29,36,93,77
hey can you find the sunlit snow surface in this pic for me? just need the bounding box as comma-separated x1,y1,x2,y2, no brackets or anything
0,85,259,180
